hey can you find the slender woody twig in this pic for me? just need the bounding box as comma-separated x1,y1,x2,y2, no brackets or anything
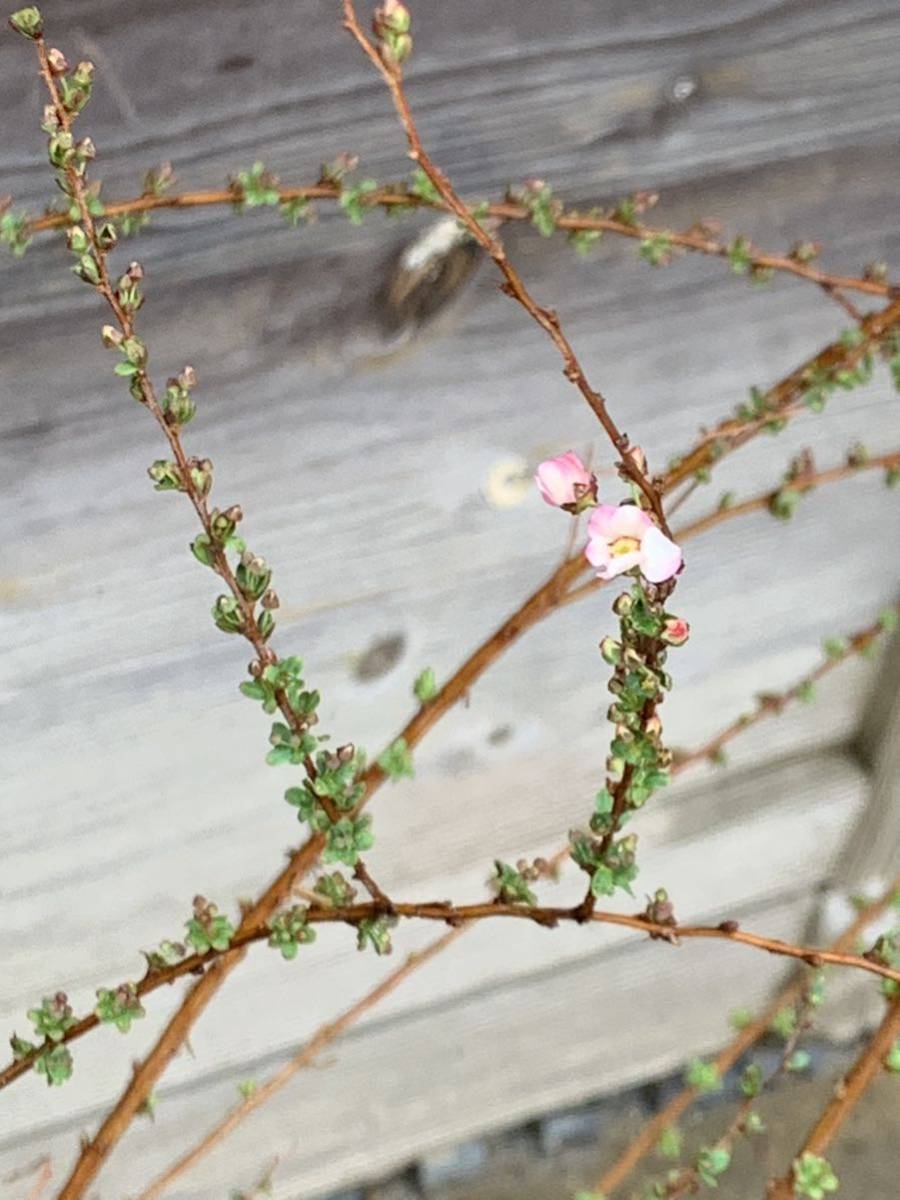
766,994,900,1199
8,11,899,1195
17,184,895,302
340,0,669,532
595,879,900,1196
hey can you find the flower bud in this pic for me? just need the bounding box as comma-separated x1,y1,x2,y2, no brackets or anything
660,616,690,647
8,7,43,39
599,636,622,666
100,324,123,349
374,1,413,65
534,450,597,512
46,47,68,74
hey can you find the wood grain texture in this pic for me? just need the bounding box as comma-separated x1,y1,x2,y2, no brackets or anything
0,881,868,1199
1,0,899,1191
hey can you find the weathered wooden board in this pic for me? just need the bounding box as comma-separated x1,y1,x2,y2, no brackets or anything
0,753,870,1184
1,0,899,1193
0,880,867,1198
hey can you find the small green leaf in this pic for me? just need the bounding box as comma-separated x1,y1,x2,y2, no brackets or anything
684,1057,722,1095
413,666,438,703
377,737,414,780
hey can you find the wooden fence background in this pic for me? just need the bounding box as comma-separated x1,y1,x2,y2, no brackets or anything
1,0,899,1196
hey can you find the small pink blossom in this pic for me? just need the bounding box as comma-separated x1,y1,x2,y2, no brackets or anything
534,451,596,510
585,504,682,583
661,616,690,646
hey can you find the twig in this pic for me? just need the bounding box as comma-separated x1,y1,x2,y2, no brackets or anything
2,453,895,1094
340,0,669,532
134,929,465,1200
559,451,900,610
594,879,900,1196
767,993,900,1198
123,650,898,1199
19,185,894,302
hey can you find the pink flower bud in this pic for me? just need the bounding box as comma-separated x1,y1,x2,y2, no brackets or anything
661,616,690,646
534,451,596,511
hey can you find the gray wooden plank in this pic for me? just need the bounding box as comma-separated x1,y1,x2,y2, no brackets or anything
1,0,899,1187
0,751,867,1145
0,885,863,1200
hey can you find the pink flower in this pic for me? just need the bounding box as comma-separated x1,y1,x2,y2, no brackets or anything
661,616,690,646
585,505,682,583
534,451,596,510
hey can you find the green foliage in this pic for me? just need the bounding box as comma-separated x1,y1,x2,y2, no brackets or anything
185,900,234,954
212,594,245,636
802,353,874,413
517,180,561,237
696,1145,731,1188
744,1109,765,1134
95,983,145,1033
280,195,311,226
740,1063,763,1097
769,487,801,521
885,1039,900,1073
413,666,438,703
786,1049,811,1073
120,162,175,236
144,939,186,970
285,746,371,863
729,1007,754,1031
314,871,357,907
684,1057,722,1094
879,608,899,633
28,994,76,1043
492,861,537,906
268,906,316,960
357,915,394,956
736,384,786,433
8,5,42,37
378,737,414,780
34,1043,74,1087
241,657,319,718
771,1004,799,1039
409,167,440,204
324,815,375,865
727,235,753,276
567,222,603,256
237,1078,259,1099
657,1125,683,1160
638,233,673,266
233,162,281,209
881,330,900,391
0,207,32,256
796,680,816,704
339,179,378,225
266,721,319,766
823,636,849,659
792,1152,839,1198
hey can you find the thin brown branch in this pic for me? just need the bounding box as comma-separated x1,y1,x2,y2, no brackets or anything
14,21,900,1187
559,451,900,610
595,879,900,1197
21,185,895,302
767,993,900,1199
340,0,669,532
135,929,465,1200
671,611,898,773
3,450,894,1095
662,295,900,491
126,649,897,1199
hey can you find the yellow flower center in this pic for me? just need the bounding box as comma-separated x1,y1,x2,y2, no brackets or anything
610,536,640,557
